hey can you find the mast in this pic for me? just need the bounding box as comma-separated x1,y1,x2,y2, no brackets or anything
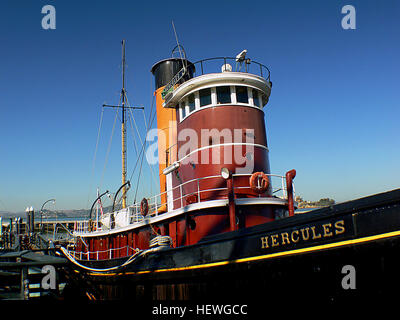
121,39,127,209
103,40,144,210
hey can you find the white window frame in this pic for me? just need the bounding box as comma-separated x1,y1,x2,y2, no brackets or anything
215,85,233,105
235,85,250,105
194,91,200,110
230,85,237,104
187,93,196,114
178,85,264,123
199,87,213,108
252,88,261,108
248,87,254,106
211,87,217,105
179,101,185,121
180,99,189,121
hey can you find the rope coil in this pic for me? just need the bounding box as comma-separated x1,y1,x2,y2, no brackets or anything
149,235,173,248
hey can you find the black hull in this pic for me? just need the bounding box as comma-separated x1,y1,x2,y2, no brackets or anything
63,188,400,303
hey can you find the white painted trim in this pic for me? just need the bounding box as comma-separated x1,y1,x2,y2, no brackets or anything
187,92,196,113
248,86,254,105
210,87,217,106
183,83,262,101
165,72,270,109
235,198,288,206
178,102,264,123
230,85,236,104
166,172,173,211
184,96,190,117
177,142,269,164
74,197,289,238
74,199,228,238
194,91,200,110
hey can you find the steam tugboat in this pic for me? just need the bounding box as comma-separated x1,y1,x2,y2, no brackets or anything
60,42,400,303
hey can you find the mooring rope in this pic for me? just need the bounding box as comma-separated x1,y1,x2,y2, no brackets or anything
60,245,164,273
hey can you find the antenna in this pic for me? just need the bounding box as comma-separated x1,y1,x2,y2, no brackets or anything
171,21,186,71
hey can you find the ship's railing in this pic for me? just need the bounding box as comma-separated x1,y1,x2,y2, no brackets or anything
68,244,138,261
73,211,144,233
187,57,271,81
74,173,294,234
75,221,90,233
144,173,292,218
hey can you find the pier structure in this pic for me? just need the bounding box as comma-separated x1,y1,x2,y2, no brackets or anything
0,218,87,247
0,218,70,300
0,216,82,252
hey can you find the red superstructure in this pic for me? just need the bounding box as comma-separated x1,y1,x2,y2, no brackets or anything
67,50,296,263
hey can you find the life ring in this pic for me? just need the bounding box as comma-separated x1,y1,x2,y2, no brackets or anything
249,172,269,193
140,198,149,216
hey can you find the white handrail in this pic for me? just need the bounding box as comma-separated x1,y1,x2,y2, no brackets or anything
143,173,291,215
75,173,294,235
70,245,139,261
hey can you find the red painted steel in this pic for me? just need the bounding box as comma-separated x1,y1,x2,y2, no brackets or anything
286,169,297,217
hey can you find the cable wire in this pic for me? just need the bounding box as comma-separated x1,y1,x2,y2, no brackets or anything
100,104,120,190
86,107,105,209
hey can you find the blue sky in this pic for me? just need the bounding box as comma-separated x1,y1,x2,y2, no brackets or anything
0,0,399,212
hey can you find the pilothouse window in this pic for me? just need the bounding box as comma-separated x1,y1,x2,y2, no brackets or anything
216,86,231,104
188,93,195,113
180,102,186,119
199,88,211,107
252,89,261,107
179,85,264,122
236,86,249,104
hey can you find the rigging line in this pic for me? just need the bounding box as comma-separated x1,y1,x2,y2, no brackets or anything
128,131,145,185
86,107,105,209
100,104,120,190
127,111,139,156
127,75,157,203
125,95,158,187
140,108,159,187
134,139,146,204
128,92,156,184
125,95,141,156
147,74,158,133
133,99,158,204
125,95,143,140
140,107,155,196
142,106,149,133
131,95,157,203
131,77,157,185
